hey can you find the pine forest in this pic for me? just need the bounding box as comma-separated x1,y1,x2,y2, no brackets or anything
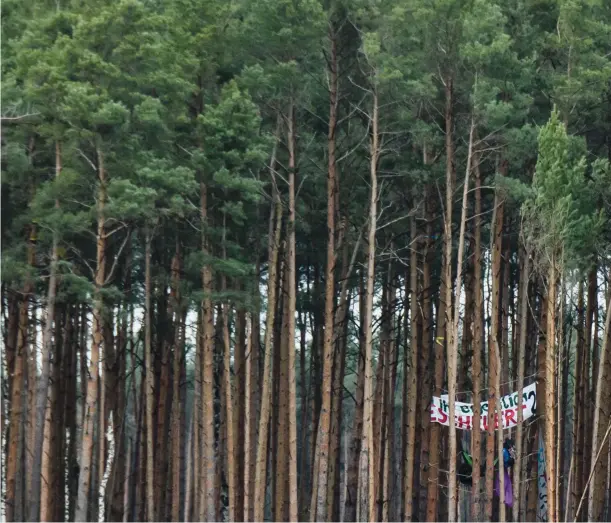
1,0,611,521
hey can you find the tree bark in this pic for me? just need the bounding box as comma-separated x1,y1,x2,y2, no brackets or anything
471,152,483,521
328,235,357,521
587,291,611,521
513,249,530,522
545,259,558,523
446,107,477,522
403,217,419,522
357,88,378,523
310,21,339,521
170,249,184,522
200,180,217,522
286,102,299,523
143,230,156,522
418,195,433,523
222,300,236,522
28,142,63,522
343,272,366,522
75,144,106,522
253,173,283,522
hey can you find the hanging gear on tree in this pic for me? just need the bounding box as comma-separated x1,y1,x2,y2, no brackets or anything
457,447,498,486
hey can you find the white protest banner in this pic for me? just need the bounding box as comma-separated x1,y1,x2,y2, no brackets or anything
429,382,537,431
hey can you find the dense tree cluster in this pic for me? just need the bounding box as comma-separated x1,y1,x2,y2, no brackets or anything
2,0,611,521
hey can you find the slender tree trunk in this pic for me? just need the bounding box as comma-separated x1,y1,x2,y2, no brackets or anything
5,291,19,416
26,297,38,506
253,176,283,522
545,259,558,523
171,249,184,523
403,217,420,522
513,249,530,522
272,258,285,518
372,312,386,522
222,300,236,522
383,269,397,523
43,305,67,522
286,102,299,523
200,181,217,522
471,152,483,522
311,23,339,521
184,404,193,522
6,296,28,522
569,282,585,521
485,166,504,521
446,81,469,523
328,236,357,521
556,277,567,522
28,142,63,522
298,303,309,519
244,308,258,522
357,89,378,523
427,275,446,521
66,308,80,522
143,230,156,522
418,195,433,523
155,334,171,520
6,226,36,523
190,310,201,521
588,292,611,521
344,272,366,522
580,266,597,518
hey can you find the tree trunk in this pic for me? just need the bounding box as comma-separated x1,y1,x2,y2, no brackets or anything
328,236,356,521
446,80,471,523
200,181,217,522
403,217,419,522
234,307,246,523
426,79,453,523
513,249,530,522
43,305,67,522
344,272,366,522
253,173,283,522
471,152,483,521
580,265,597,518
545,259,557,523
170,249,184,522
143,230,156,522
222,300,236,522
357,89,378,523
66,308,80,522
244,306,259,522
569,282,585,521
383,269,397,523
418,194,433,523
587,291,611,521
310,22,339,521
286,102,299,523
6,294,29,522
29,142,62,522
485,168,504,522
372,310,386,522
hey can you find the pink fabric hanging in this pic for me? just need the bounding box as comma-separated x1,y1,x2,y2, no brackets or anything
493,469,513,507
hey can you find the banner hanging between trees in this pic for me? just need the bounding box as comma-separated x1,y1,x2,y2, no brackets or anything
430,382,537,431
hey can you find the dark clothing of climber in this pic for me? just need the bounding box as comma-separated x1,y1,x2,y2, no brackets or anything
456,438,515,487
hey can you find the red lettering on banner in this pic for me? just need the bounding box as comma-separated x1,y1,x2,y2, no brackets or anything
504,408,516,427
456,415,472,430
437,406,448,424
